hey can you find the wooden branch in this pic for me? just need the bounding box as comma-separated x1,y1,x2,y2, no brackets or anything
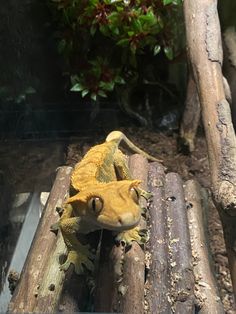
184,180,224,313
56,267,88,313
180,74,201,152
183,0,236,213
93,229,121,312
183,0,236,299
218,210,236,302
33,234,97,313
8,166,72,313
165,173,195,313
94,155,148,313
32,231,67,313
120,154,148,314
145,162,172,313
223,27,236,128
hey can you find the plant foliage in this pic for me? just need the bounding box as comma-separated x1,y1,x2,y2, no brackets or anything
48,0,183,100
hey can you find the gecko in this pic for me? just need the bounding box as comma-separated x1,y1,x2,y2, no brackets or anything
58,131,160,274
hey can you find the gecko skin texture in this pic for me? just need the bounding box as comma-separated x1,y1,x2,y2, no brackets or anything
59,131,159,274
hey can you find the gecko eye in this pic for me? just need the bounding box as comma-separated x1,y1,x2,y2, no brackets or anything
130,187,139,204
88,197,103,214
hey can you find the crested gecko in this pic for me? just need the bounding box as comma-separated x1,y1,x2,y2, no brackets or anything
58,131,160,274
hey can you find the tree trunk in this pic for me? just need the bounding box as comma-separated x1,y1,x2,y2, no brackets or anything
183,0,236,298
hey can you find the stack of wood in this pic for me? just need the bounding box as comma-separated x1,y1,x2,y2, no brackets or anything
8,157,224,313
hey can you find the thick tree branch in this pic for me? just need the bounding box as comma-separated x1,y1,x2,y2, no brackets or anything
183,0,236,299
184,0,236,214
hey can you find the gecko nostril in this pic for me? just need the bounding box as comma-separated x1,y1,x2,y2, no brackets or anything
118,217,123,225
118,213,134,226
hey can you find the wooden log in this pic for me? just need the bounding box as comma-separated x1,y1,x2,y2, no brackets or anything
56,268,82,313
223,27,236,128
94,154,148,314
180,74,201,153
145,162,172,313
184,180,224,313
93,229,121,312
57,264,91,312
184,0,236,212
120,154,148,314
183,0,236,298
8,166,72,313
165,173,195,313
33,234,97,313
32,232,67,313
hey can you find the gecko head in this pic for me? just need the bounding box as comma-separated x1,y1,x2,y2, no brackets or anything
67,180,142,231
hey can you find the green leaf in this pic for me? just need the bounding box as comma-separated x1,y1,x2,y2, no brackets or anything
163,0,174,5
108,12,119,22
71,83,84,92
109,25,120,36
82,89,89,97
128,31,134,37
115,76,125,84
164,46,174,60
98,90,107,97
90,25,96,36
116,6,123,12
133,19,142,32
91,93,97,101
99,81,115,91
153,45,161,56
116,38,130,47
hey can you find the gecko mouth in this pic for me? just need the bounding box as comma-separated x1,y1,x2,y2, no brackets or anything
96,213,141,231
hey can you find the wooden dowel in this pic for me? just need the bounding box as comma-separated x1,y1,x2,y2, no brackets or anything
145,162,172,313
32,232,67,313
57,266,90,313
94,154,149,314
8,166,72,313
93,229,120,312
119,154,148,314
184,180,224,313
165,173,195,313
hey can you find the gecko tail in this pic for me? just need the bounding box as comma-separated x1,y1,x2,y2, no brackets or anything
106,131,162,162
106,130,124,143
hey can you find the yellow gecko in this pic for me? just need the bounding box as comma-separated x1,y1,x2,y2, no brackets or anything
58,131,159,274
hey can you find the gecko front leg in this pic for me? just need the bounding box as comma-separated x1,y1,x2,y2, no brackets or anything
115,226,148,247
59,204,95,274
113,150,150,247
